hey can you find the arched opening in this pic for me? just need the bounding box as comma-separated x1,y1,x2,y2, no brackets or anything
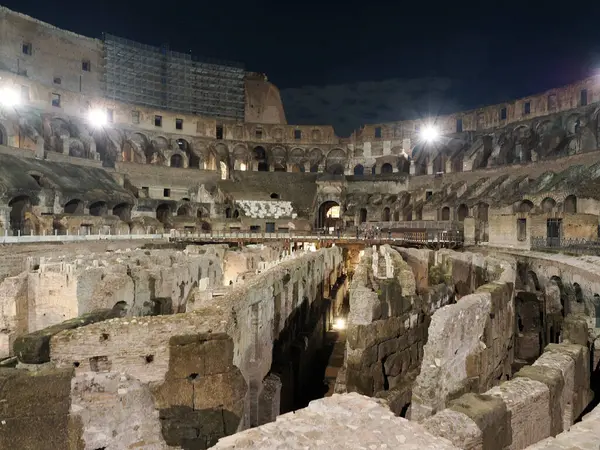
225,207,232,219
393,211,400,221
291,164,303,172
541,197,556,214
451,156,464,173
122,142,143,163
233,210,239,219
253,146,269,172
156,203,171,224
112,203,132,222
353,164,364,176
327,164,344,175
382,207,391,221
519,200,534,213
573,283,584,303
274,163,286,172
177,204,191,216
398,157,410,174
478,203,489,222
594,294,600,328
219,161,228,180
432,155,443,174
381,163,393,174
317,201,341,230
526,271,540,292
200,221,212,232
270,193,280,199
9,196,31,235
64,199,84,215
564,195,577,214
359,208,367,224
457,204,469,222
415,205,423,220
170,154,183,168
550,276,568,317
441,206,450,221
89,201,108,217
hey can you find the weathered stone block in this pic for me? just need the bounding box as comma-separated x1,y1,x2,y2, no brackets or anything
449,393,511,450
422,408,483,450
515,365,564,436
168,333,234,378
562,314,589,346
13,307,124,364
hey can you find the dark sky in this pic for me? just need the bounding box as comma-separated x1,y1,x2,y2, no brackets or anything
6,0,600,134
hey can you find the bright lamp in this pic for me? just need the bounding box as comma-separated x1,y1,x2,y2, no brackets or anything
421,125,439,143
0,87,19,108
88,108,107,127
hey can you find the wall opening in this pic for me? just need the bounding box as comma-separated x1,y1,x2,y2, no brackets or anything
156,203,171,224
353,164,364,176
170,154,183,168
112,203,132,222
517,218,527,241
381,163,393,174
441,206,450,221
317,201,341,230
564,195,577,214
64,199,84,215
89,201,108,217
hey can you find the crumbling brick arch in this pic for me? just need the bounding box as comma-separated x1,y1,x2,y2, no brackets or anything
541,197,557,214
121,140,146,164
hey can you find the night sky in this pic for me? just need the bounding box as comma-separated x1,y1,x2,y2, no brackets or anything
6,0,600,135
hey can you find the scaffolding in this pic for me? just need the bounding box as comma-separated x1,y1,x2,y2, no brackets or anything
102,33,245,120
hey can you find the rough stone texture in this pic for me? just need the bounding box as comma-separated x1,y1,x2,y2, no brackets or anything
340,245,450,405
0,367,84,450
46,247,343,448
524,401,600,450
13,306,125,364
448,393,512,450
488,377,551,450
422,409,483,450
71,372,172,449
212,393,460,449
411,278,515,420
424,343,593,450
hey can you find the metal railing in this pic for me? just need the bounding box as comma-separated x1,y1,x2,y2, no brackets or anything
170,229,464,246
531,236,600,256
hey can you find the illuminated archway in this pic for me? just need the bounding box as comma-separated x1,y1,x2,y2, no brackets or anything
317,201,341,229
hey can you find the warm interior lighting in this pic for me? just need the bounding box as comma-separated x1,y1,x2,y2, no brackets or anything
333,317,346,330
421,125,439,143
0,87,19,108
239,162,247,171
88,108,107,127
326,205,340,218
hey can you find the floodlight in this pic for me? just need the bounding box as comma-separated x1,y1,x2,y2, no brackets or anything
0,87,19,108
333,317,346,330
421,125,439,143
88,108,107,127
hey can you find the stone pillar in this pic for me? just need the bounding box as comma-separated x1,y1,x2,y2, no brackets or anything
318,163,326,173
409,160,416,175
445,159,452,173
427,161,434,175
463,217,476,246
61,136,69,155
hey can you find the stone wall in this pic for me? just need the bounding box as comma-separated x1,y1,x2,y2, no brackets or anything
410,250,516,420
338,244,453,414
422,343,593,450
40,246,343,449
0,244,230,359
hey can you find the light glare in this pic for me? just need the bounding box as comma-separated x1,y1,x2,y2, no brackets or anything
88,108,107,127
0,87,19,108
333,318,346,330
421,125,439,142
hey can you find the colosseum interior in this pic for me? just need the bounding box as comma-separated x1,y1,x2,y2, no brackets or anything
1,5,600,450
